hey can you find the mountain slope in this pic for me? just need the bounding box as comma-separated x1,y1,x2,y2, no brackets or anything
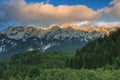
70,28,120,69
0,24,117,59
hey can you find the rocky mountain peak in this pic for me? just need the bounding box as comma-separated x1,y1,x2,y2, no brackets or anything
0,24,118,40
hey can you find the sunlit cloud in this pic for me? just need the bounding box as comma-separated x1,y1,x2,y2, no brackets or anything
0,0,120,28
105,0,120,20
0,0,101,26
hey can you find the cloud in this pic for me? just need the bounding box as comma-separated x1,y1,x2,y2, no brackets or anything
0,0,101,26
73,21,120,27
73,21,91,26
46,0,50,4
105,0,120,20
110,0,120,5
96,21,120,27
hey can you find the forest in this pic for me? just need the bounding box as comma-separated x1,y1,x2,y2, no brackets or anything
0,29,120,80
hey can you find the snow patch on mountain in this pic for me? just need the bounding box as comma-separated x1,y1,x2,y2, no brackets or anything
0,45,6,53
27,48,34,51
42,43,57,51
0,46,2,52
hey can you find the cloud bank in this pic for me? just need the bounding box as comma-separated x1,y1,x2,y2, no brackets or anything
0,0,101,26
0,0,120,28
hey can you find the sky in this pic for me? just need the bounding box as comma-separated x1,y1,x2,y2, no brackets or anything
25,0,112,10
0,0,120,30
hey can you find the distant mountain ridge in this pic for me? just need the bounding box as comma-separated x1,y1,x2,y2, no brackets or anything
0,24,118,59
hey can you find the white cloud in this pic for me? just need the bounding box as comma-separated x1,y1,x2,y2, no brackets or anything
73,21,120,27
0,0,120,28
73,21,91,26
105,0,120,20
110,0,120,5
0,0,101,26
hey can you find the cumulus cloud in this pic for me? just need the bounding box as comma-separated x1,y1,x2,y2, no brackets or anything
105,0,120,20
0,0,119,28
0,0,101,26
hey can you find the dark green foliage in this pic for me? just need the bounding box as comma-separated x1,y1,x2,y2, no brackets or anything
8,50,67,69
39,69,120,80
1,68,120,80
1,29,120,79
28,67,40,78
70,29,120,69
0,50,68,80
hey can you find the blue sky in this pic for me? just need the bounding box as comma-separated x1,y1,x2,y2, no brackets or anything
26,0,112,10
0,0,120,30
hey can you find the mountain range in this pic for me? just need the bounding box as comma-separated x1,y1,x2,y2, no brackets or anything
0,24,117,59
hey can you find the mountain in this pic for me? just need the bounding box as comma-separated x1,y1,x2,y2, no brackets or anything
0,24,117,59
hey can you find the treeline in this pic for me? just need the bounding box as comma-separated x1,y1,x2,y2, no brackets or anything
9,50,67,69
0,51,68,79
69,29,120,69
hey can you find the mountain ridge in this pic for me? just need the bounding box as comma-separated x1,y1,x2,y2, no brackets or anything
0,24,119,59
1,23,117,38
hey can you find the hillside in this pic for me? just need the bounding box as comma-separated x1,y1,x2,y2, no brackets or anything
0,29,120,79
70,28,120,69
